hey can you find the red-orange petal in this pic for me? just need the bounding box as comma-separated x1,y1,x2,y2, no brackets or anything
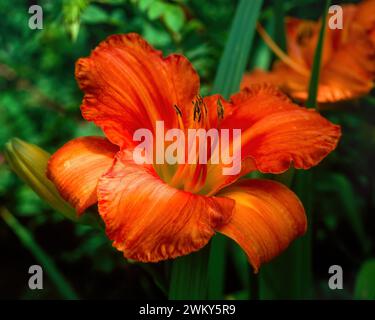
242,6,375,104
354,0,375,35
241,65,309,101
216,179,307,272
76,33,200,148
47,136,118,215
200,85,341,195
228,85,341,173
315,38,375,103
97,150,234,262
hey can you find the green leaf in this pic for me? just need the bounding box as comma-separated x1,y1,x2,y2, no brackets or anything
139,0,154,11
355,259,375,300
143,23,171,47
230,243,250,290
0,208,79,299
306,0,331,108
273,0,286,51
207,233,228,299
208,0,263,300
212,0,263,98
250,18,274,70
97,0,125,3
169,247,209,299
81,5,109,24
147,1,166,20
163,5,185,33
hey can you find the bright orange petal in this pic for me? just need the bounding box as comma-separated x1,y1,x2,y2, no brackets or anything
238,104,341,173
315,38,375,103
241,62,313,103
97,150,234,262
47,136,118,215
354,0,375,35
200,85,341,195
243,6,375,104
76,33,200,148
242,67,290,91
284,17,322,68
216,179,307,272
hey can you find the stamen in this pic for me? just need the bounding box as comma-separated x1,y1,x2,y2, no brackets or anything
197,95,208,114
256,23,310,76
193,100,202,122
192,95,209,125
217,98,224,120
174,104,185,130
174,104,182,117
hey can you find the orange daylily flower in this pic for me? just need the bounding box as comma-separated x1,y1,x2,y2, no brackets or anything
242,0,375,104
47,33,341,271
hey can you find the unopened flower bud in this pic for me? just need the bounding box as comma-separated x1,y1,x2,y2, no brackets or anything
4,138,78,222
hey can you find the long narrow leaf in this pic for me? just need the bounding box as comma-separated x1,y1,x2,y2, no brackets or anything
250,18,274,70
208,0,263,300
168,247,209,299
273,0,286,51
212,0,263,98
306,0,331,108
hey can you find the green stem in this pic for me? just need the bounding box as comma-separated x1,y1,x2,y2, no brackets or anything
168,247,209,299
207,234,228,299
306,0,331,108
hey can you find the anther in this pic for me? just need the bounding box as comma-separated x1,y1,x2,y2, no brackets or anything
174,104,182,117
193,100,201,122
217,98,224,120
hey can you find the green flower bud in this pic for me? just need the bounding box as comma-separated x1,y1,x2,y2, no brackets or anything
4,138,78,222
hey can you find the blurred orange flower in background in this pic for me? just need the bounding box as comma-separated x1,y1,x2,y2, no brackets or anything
47,33,341,271
242,0,375,104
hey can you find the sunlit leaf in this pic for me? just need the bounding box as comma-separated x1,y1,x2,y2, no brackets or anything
147,1,166,20
163,5,185,33
81,5,109,24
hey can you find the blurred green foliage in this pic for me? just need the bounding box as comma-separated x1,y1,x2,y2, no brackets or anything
0,0,374,299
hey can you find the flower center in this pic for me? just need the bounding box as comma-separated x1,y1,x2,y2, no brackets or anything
154,96,227,194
